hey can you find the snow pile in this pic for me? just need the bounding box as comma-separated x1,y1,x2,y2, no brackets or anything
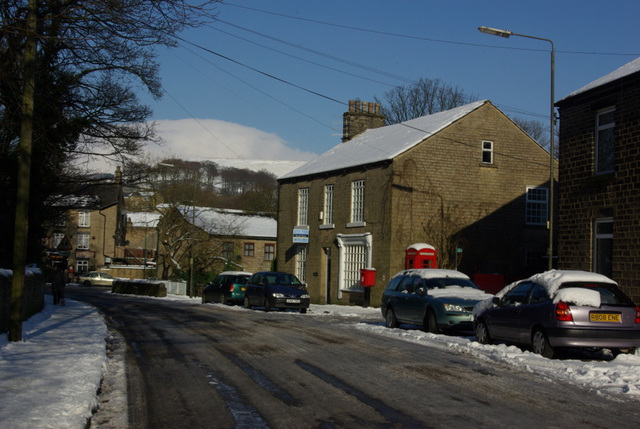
554,287,601,307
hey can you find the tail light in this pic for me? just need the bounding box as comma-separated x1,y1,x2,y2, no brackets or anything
555,301,573,321
229,285,235,292
635,306,640,324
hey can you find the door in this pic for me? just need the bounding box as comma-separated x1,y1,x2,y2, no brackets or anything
488,282,533,341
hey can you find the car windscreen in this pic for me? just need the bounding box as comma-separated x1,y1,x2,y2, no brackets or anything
424,277,478,289
233,276,249,284
266,273,302,286
558,282,635,306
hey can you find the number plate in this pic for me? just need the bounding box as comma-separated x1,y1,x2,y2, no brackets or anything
286,299,300,304
589,312,621,323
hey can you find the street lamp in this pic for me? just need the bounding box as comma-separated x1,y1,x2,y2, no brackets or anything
478,26,555,270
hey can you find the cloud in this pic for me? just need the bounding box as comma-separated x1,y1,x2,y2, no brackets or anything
147,119,317,162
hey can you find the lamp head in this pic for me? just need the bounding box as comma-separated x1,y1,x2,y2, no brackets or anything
478,26,512,38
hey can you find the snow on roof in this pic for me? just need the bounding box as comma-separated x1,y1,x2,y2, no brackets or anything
558,56,640,102
494,269,617,299
126,212,161,227
393,268,470,280
180,206,276,239
280,100,488,180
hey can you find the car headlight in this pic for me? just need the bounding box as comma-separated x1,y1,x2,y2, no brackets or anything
272,293,285,298
300,294,310,299
444,303,465,312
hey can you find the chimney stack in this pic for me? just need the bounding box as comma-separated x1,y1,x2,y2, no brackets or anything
342,99,385,142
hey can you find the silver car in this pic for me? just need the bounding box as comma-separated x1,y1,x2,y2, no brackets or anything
473,270,640,358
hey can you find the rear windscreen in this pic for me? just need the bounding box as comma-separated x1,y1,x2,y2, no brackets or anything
559,282,634,306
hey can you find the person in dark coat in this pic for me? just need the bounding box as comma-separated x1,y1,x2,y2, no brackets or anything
51,265,66,305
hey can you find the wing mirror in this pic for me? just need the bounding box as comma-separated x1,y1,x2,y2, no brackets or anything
492,296,501,306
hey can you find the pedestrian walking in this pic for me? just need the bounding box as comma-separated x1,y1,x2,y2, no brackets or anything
51,265,66,305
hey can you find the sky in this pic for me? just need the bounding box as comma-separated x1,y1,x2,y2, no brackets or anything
106,0,640,174
2,283,640,428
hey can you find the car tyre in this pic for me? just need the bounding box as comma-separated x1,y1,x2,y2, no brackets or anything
532,328,555,359
83,281,91,287
300,308,307,314
385,308,398,328
264,296,271,312
244,296,251,309
220,294,227,305
425,310,439,334
475,319,491,344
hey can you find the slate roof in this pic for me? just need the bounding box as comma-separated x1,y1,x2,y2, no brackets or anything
280,100,488,180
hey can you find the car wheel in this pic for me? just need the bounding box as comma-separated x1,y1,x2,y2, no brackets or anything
220,294,227,305
264,296,271,312
425,310,439,334
83,281,91,287
202,295,208,304
475,319,491,344
300,308,307,314
385,308,398,328
244,297,251,309
532,328,555,359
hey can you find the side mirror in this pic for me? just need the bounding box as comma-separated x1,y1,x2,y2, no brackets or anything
416,287,426,296
492,296,501,306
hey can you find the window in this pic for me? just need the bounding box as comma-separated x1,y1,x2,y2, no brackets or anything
243,243,254,257
77,259,89,274
596,107,615,174
77,233,90,249
323,185,334,225
482,141,493,164
525,186,548,225
336,233,372,296
296,245,307,283
350,180,365,224
222,242,234,260
594,218,613,278
52,233,64,249
78,210,90,227
297,188,309,226
264,244,275,261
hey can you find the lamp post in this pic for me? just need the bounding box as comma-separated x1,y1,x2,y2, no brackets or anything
478,26,555,270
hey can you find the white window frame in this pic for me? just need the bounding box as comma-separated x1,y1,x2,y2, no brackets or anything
525,186,549,226
482,140,494,164
593,218,613,277
297,188,309,227
296,244,307,283
595,107,615,174
77,232,90,250
349,180,365,226
323,184,334,226
77,259,89,274
336,233,372,298
78,210,91,227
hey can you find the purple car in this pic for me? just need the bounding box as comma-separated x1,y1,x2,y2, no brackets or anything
473,270,640,358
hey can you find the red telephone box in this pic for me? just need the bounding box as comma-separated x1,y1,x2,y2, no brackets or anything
405,243,437,269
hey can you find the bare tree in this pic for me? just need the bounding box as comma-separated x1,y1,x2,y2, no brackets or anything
375,77,475,125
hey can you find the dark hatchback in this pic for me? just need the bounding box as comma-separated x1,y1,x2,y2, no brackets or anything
202,271,252,305
473,270,640,358
244,271,310,313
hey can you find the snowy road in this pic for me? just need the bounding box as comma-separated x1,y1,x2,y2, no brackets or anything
68,287,640,429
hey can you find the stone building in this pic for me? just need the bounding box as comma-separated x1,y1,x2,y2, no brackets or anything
156,206,277,282
277,100,556,306
45,168,126,275
555,57,640,302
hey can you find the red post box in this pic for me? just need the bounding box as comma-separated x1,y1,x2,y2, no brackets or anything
360,268,376,287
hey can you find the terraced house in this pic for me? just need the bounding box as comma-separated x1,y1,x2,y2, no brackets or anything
556,56,640,302
277,100,557,306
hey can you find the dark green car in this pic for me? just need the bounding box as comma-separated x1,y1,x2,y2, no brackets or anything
381,269,493,334
202,271,252,305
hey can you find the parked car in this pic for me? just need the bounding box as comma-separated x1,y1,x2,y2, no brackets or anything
77,271,115,287
244,271,310,313
381,269,492,334
202,271,252,305
473,270,640,358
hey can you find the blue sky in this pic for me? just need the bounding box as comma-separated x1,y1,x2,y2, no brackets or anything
131,0,640,168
